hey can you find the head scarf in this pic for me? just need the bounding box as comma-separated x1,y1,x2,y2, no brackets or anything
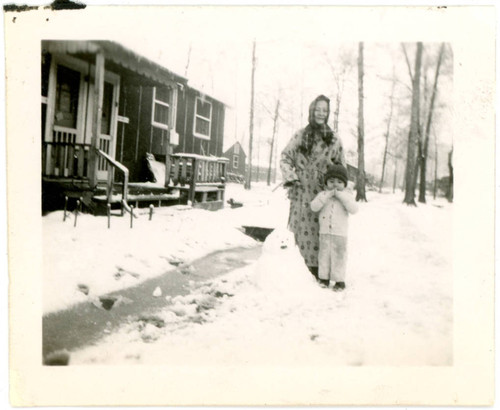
308,94,331,126
299,95,335,156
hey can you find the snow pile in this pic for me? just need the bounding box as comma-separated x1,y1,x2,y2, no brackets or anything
254,227,317,296
69,193,453,366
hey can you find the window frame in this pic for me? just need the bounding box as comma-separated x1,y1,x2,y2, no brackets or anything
233,154,239,169
151,86,171,131
193,96,212,140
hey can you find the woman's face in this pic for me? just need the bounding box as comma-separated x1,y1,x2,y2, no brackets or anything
313,100,328,125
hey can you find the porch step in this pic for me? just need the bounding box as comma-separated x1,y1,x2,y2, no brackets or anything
92,192,180,206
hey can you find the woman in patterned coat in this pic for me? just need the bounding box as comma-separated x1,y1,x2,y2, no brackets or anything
280,95,346,281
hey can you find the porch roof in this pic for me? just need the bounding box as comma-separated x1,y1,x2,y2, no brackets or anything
42,40,188,87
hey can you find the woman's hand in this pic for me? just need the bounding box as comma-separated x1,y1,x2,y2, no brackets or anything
284,180,302,188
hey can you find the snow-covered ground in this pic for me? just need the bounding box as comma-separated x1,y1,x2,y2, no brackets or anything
43,184,453,366
43,183,286,314
43,183,453,367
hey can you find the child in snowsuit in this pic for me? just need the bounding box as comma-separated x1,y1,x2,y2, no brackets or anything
310,163,358,291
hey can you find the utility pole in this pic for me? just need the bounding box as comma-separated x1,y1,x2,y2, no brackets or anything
245,39,256,190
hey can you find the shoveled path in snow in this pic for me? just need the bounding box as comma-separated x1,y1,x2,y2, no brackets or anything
43,244,262,358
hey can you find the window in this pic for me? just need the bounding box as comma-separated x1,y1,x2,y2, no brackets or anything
152,87,171,130
193,97,212,139
100,82,114,135
54,65,80,128
233,154,239,169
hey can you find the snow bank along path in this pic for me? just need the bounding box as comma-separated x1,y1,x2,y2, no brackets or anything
70,192,453,367
43,246,261,358
43,183,282,315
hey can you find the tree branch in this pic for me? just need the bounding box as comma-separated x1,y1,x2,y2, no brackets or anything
401,43,414,82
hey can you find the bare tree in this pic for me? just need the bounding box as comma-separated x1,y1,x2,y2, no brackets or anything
356,42,367,202
267,99,280,186
379,70,397,193
447,147,453,202
245,40,256,190
433,129,439,199
418,43,446,203
403,42,423,206
184,43,192,77
324,47,355,134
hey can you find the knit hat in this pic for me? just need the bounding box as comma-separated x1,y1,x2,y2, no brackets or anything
324,163,348,187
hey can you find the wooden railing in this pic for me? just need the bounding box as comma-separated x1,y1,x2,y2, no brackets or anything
96,148,129,206
42,141,90,178
169,153,228,204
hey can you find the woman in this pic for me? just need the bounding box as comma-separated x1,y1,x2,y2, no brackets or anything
280,94,346,281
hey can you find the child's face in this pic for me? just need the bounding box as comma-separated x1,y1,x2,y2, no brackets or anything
326,177,345,191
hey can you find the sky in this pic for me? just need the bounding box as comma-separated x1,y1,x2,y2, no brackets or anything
121,32,454,182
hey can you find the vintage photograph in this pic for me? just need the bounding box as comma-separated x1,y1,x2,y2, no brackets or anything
40,38,454,367
6,4,495,406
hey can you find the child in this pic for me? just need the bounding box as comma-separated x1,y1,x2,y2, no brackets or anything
310,163,358,291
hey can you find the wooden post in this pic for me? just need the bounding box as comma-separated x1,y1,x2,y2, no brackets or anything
44,57,57,175
149,204,154,221
88,53,105,188
106,161,114,204
172,157,180,185
180,158,187,186
63,196,68,222
220,161,227,206
165,150,171,188
130,205,134,228
74,200,80,227
189,158,198,204
107,204,111,229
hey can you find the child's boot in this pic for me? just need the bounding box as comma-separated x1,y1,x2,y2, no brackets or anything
318,278,329,288
333,282,345,292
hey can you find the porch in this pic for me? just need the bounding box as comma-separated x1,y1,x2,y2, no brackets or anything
42,148,228,214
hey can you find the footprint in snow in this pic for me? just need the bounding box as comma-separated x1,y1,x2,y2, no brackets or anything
77,284,89,295
179,264,195,275
92,295,133,311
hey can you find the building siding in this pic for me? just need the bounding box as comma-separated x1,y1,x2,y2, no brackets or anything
42,43,226,184
223,142,246,176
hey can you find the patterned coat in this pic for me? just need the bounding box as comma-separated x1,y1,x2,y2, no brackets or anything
280,128,346,268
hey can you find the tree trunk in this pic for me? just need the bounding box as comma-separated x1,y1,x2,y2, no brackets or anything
403,42,423,206
433,132,438,199
419,43,445,203
267,99,280,186
333,93,340,134
255,120,261,183
447,147,453,202
379,76,396,193
392,159,398,194
356,42,367,202
413,138,421,192
245,40,256,190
